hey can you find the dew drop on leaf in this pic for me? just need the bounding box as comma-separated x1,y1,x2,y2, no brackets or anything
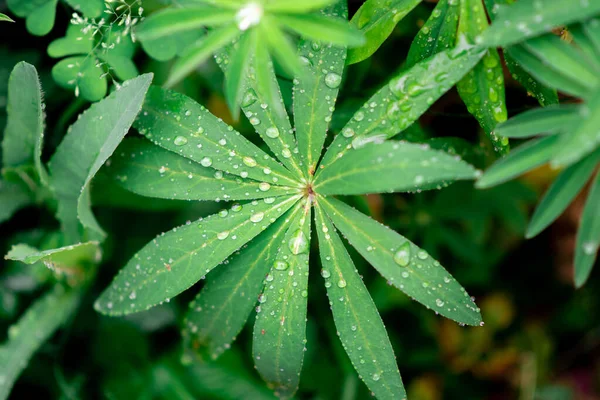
324,72,342,89
289,230,308,255
393,242,411,267
174,136,188,146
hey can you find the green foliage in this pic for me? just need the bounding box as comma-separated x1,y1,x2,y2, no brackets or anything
0,13,14,23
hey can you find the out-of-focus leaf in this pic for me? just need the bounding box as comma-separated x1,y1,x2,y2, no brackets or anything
7,0,58,36
0,180,33,224
574,171,600,287
495,105,579,138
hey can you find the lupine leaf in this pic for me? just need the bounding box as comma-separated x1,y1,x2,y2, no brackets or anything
584,18,600,54
95,195,300,315
253,200,311,399
495,105,579,138
0,285,81,400
527,149,600,238
476,135,560,188
294,1,347,175
183,206,301,360
264,0,335,12
49,74,153,243
261,19,303,78
347,0,422,64
0,180,33,224
135,86,300,188
225,30,256,120
552,90,600,167
314,141,479,195
314,205,405,399
320,197,482,326
456,0,508,154
134,7,235,42
166,25,240,88
480,0,600,47
140,29,203,62
574,171,600,287
319,44,485,169
2,62,48,184
107,138,297,201
0,13,14,22
277,14,365,47
405,0,460,68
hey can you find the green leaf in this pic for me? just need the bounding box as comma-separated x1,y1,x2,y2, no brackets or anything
495,105,579,138
0,13,14,22
405,0,460,68
134,86,300,188
253,200,311,399
166,25,240,88
476,135,560,189
65,0,104,18
47,24,94,58
347,0,422,64
97,53,138,81
552,90,600,167
314,205,405,399
319,44,485,170
7,0,58,36
0,285,81,400
503,52,558,106
183,206,301,360
49,74,153,243
140,29,203,62
261,19,303,78
320,197,482,326
52,56,107,102
264,0,335,12
278,14,365,47
0,180,33,224
584,18,600,54
480,0,600,47
294,1,347,175
574,171,600,287
225,30,256,119
2,62,48,185
95,195,300,315
106,138,297,201
527,149,600,239
456,0,508,154
314,141,479,195
135,7,235,42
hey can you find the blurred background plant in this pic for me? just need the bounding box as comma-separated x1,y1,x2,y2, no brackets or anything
1,0,600,399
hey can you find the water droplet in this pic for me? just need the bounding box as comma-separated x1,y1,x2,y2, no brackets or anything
217,231,230,240
174,136,188,146
321,269,331,278
250,212,264,223
342,127,355,137
289,230,308,254
436,299,445,307
372,373,381,381
393,242,411,267
243,156,257,167
249,117,260,125
353,111,365,122
324,72,342,89
259,182,271,191
417,250,428,260
274,260,289,270
583,241,598,255
232,203,242,212
266,127,280,138
200,157,212,167
258,294,267,303
337,279,347,288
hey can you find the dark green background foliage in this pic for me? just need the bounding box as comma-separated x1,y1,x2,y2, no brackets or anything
1,0,600,399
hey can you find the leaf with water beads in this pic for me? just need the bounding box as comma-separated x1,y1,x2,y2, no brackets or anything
318,43,485,170
320,197,482,326
574,171,600,287
134,86,300,188
49,74,153,243
2,62,48,185
314,205,405,399
293,0,348,176
495,105,579,138
479,0,600,48
225,29,256,121
347,0,422,65
527,149,600,239
253,200,312,399
0,285,81,400
95,195,300,315
456,0,508,155
183,206,302,360
314,141,479,195
106,138,297,201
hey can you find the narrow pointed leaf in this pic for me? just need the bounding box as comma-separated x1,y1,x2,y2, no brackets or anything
476,135,560,189
503,52,558,106
262,19,303,78
314,205,405,399
135,7,235,42
264,0,335,12
3,62,48,184
320,197,482,326
495,105,579,138
318,44,485,170
225,31,255,119
0,13,14,22
183,206,301,359
49,74,153,243
0,285,81,400
480,0,600,47
253,200,312,399
456,0,508,154
574,171,600,287
584,18,600,54
294,1,347,175
347,0,422,64
314,141,478,195
107,138,297,201
405,0,460,68
552,91,600,167
527,149,600,238
135,86,300,188
166,25,240,88
95,195,300,315
278,14,365,47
